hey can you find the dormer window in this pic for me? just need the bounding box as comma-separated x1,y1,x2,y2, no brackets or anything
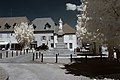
4,23,11,29
13,23,16,26
33,24,36,29
13,23,17,28
55,23,57,26
44,23,51,29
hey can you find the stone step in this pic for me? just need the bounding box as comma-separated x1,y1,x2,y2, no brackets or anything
48,49,74,54
41,51,74,55
40,54,77,57
56,43,67,48
51,48,70,51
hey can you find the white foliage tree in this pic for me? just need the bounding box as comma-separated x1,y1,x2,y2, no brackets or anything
76,0,120,60
14,22,34,49
76,0,88,44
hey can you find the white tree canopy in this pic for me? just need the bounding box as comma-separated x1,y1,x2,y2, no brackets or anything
76,0,120,59
14,22,34,49
76,0,120,46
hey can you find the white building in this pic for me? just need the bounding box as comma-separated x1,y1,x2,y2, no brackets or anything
33,18,77,51
0,16,77,51
0,16,29,50
32,18,55,49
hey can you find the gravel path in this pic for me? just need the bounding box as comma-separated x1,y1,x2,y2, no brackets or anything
0,63,90,80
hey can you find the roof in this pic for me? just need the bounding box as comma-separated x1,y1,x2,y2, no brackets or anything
0,17,76,34
55,23,76,34
63,24,76,34
0,16,30,32
32,18,56,31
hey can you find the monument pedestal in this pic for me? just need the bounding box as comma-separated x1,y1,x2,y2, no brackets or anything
56,42,67,49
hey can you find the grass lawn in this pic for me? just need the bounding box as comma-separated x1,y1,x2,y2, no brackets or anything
64,57,120,79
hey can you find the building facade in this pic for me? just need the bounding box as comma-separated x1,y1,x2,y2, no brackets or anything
0,17,29,50
33,18,77,51
32,18,55,49
0,17,77,51
53,19,77,51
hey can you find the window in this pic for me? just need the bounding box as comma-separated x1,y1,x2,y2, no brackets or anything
13,23,16,26
13,23,17,28
65,43,67,48
44,23,51,29
4,23,11,29
51,36,54,40
42,36,46,40
49,36,54,41
69,35,73,40
33,24,36,29
51,43,54,48
0,34,2,38
7,33,10,38
69,43,73,49
48,36,50,41
65,43,67,45
11,33,12,36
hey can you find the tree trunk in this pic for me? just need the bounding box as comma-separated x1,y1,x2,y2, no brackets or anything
89,44,93,52
93,42,99,55
108,45,114,61
115,48,120,62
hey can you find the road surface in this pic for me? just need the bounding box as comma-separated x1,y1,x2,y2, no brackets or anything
0,63,90,80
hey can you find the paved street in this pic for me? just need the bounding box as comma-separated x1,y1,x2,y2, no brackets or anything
0,50,91,80
0,50,77,63
0,63,90,80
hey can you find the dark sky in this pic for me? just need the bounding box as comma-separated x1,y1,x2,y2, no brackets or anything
0,0,80,28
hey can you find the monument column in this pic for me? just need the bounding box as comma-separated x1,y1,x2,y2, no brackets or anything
56,19,66,49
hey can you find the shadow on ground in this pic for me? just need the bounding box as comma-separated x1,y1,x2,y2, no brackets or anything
63,58,120,79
